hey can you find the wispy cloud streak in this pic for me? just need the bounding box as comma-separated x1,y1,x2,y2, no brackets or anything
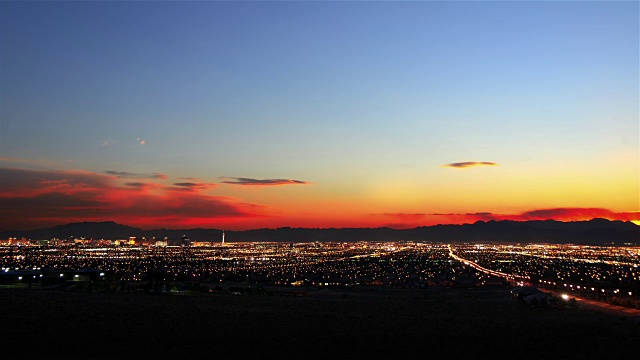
104,171,168,179
221,177,310,186
428,208,639,223
168,181,217,192
442,161,498,169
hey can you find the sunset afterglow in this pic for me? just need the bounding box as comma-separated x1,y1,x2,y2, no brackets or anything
1,1,638,231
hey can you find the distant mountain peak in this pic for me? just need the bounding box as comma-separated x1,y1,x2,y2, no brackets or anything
0,218,637,245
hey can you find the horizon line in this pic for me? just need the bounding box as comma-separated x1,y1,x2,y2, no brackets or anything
2,217,637,233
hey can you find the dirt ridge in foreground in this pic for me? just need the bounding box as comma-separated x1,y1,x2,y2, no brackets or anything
1,286,638,359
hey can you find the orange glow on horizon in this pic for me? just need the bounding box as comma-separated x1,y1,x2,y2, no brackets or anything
0,167,638,231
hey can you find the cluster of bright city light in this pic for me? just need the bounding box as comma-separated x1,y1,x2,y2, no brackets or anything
1,241,638,304
450,243,639,300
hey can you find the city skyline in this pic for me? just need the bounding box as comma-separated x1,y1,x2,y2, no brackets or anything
1,1,638,231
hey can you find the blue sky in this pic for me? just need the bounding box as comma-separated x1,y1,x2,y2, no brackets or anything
1,1,638,230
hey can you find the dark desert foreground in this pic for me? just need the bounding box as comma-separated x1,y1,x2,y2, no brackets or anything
1,286,638,360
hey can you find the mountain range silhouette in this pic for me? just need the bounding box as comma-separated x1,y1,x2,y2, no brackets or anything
1,219,638,245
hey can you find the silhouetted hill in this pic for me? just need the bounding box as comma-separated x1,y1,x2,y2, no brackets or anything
400,219,639,245
1,219,638,245
0,221,146,240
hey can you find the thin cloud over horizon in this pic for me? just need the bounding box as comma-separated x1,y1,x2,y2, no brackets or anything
221,177,311,186
442,162,498,169
104,171,168,179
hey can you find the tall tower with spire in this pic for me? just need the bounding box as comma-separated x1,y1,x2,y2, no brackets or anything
221,230,225,246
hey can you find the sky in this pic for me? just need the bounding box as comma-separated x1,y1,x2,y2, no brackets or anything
1,0,638,231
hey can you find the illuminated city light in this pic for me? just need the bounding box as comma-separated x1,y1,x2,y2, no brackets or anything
0,241,637,310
